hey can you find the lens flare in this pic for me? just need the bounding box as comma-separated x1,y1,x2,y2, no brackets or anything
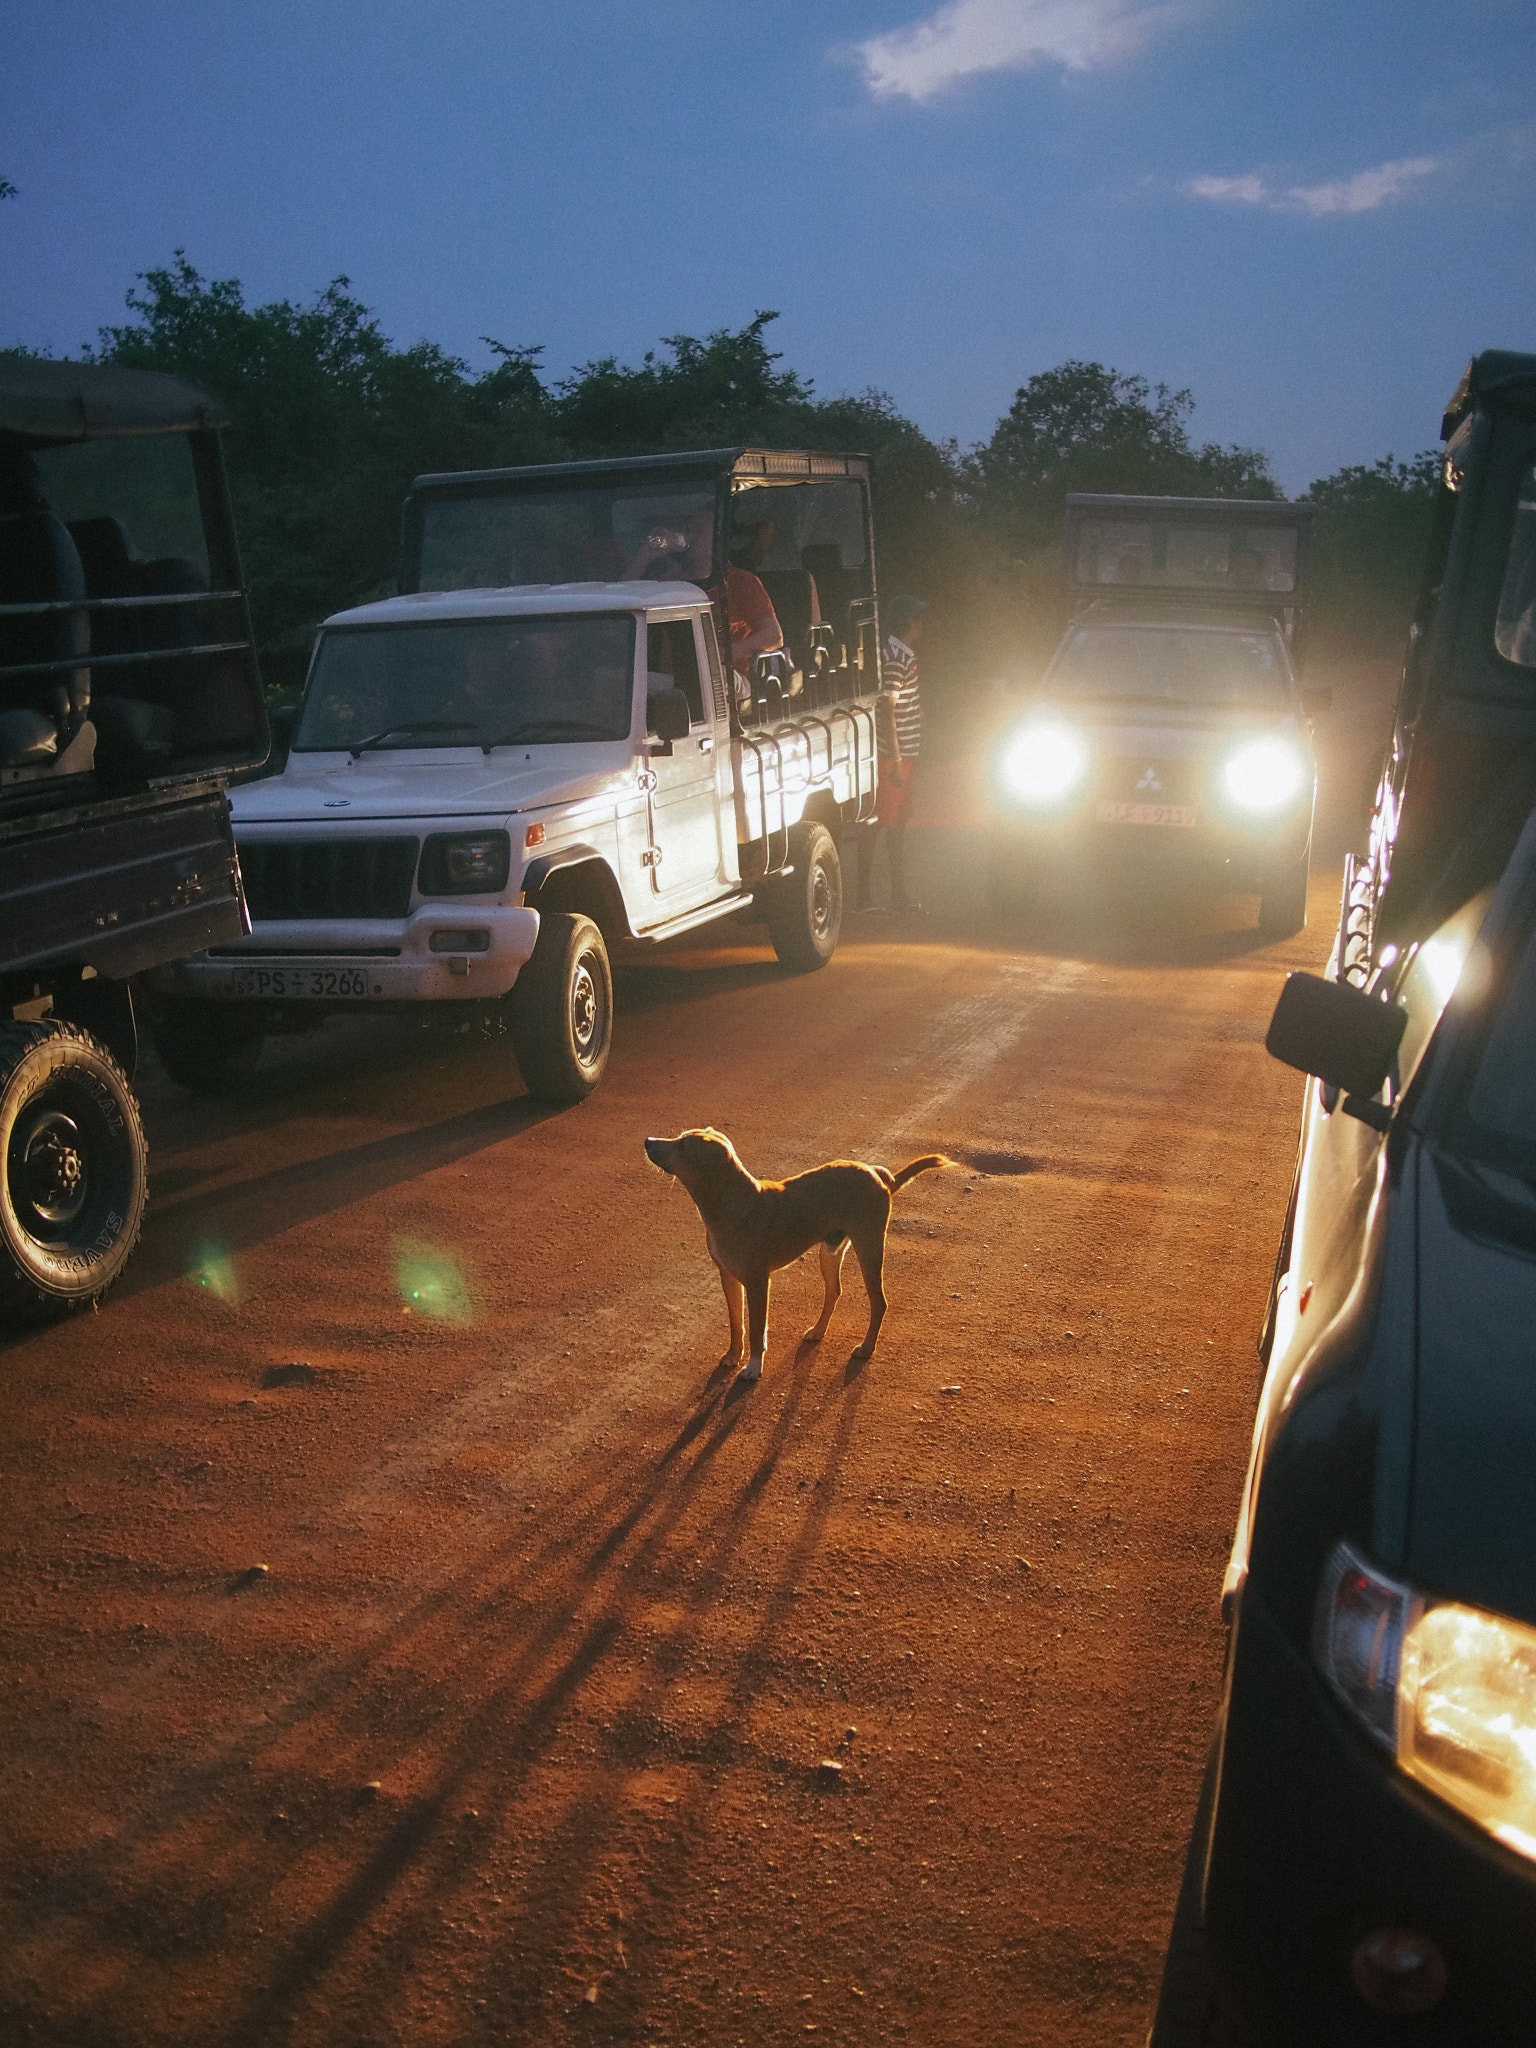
395,1241,473,1322
190,1242,239,1303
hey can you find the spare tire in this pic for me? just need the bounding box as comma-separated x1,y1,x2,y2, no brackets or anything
0,1019,147,1321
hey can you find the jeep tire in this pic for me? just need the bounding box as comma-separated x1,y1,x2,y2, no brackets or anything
765,823,842,972
509,912,613,1102
0,1019,148,1322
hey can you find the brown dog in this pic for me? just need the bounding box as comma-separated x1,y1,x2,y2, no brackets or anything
644,1128,952,1384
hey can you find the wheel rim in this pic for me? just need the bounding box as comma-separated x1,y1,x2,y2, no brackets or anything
570,953,606,1066
11,1108,88,1233
810,859,836,941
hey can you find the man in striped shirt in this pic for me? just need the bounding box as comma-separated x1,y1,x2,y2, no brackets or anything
858,595,926,913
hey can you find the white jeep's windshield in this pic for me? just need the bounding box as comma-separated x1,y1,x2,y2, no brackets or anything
295,614,636,753
1048,623,1290,707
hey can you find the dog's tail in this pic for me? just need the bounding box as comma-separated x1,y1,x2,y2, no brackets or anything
885,1153,956,1193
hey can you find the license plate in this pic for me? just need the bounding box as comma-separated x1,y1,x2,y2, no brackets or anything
229,966,378,1001
1096,801,1197,828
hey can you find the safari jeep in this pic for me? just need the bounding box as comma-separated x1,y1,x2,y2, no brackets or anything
990,493,1325,934
151,448,883,1101
0,357,267,1318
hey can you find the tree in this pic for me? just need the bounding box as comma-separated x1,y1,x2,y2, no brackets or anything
966,360,1276,556
1302,451,1439,655
90,267,960,689
91,254,561,686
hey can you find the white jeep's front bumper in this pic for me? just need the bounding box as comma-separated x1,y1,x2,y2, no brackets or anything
157,903,542,1004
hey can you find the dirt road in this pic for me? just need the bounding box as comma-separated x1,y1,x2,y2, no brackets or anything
0,693,1388,2047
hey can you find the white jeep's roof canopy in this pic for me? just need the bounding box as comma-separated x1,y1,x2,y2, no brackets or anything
324,581,709,630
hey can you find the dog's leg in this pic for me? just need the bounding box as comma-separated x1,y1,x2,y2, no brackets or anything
849,1225,889,1360
737,1272,771,1384
716,1260,746,1372
804,1239,847,1345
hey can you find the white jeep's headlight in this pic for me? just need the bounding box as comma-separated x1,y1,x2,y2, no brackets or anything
999,719,1089,804
1222,736,1308,814
1313,1541,1536,1862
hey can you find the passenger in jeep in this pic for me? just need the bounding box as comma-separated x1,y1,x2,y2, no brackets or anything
629,500,782,693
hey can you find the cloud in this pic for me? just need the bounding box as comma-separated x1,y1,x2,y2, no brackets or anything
848,0,1187,102
1184,155,1439,217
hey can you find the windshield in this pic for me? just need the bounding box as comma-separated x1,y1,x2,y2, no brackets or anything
1073,518,1298,594
416,484,717,593
31,434,211,585
1496,462,1536,670
1458,910,1536,1180
1047,624,1291,706
294,614,636,752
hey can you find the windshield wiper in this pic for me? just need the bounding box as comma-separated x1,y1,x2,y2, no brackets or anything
484,719,616,751
350,720,478,759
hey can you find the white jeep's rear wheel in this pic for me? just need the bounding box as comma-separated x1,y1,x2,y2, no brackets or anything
766,823,842,972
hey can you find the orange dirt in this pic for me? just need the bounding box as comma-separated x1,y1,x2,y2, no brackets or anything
0,683,1390,2046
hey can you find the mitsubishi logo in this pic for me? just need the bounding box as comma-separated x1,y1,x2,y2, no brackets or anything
1135,765,1163,794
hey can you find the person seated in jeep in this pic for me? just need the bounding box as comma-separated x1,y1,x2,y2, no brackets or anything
628,498,782,695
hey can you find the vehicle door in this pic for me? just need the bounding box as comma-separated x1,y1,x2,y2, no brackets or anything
628,613,729,915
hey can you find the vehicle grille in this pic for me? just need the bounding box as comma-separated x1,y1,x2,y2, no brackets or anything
240,837,420,921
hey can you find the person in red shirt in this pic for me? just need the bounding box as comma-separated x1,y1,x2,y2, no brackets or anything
628,501,782,695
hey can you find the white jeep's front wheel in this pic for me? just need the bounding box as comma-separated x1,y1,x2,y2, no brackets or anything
508,912,613,1102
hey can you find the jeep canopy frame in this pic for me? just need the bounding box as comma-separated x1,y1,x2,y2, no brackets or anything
398,447,881,728
0,356,268,833
1064,493,1316,656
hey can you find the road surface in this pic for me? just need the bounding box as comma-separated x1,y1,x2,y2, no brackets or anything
1,684,1387,2046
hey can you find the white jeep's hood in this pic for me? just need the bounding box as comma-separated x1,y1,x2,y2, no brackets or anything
232,748,636,825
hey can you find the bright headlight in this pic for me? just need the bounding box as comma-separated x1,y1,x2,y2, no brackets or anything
1400,1603,1536,1860
1314,1541,1536,1863
1222,736,1308,814
999,720,1089,805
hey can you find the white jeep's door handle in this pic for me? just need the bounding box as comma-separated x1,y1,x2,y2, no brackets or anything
699,736,713,753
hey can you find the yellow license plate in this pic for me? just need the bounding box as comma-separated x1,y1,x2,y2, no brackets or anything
1096,801,1197,828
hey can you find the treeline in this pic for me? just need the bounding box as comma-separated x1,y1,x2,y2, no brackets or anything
68,255,1436,691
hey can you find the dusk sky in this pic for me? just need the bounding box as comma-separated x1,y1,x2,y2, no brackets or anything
5,0,1533,492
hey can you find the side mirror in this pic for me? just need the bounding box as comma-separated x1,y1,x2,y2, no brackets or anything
646,687,691,748
1302,688,1333,718
1266,971,1408,1111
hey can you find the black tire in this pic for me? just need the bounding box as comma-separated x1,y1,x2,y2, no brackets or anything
1259,851,1309,937
0,1020,147,1322
1146,1738,1246,2048
765,823,842,972
151,998,264,1095
508,911,613,1102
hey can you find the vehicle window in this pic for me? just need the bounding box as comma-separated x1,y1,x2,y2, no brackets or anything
295,614,636,751
1461,912,1536,1172
1073,519,1296,594
32,436,211,584
416,485,716,593
1047,625,1290,706
1391,890,1494,1101
1495,462,1536,670
727,480,868,570
646,619,704,723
